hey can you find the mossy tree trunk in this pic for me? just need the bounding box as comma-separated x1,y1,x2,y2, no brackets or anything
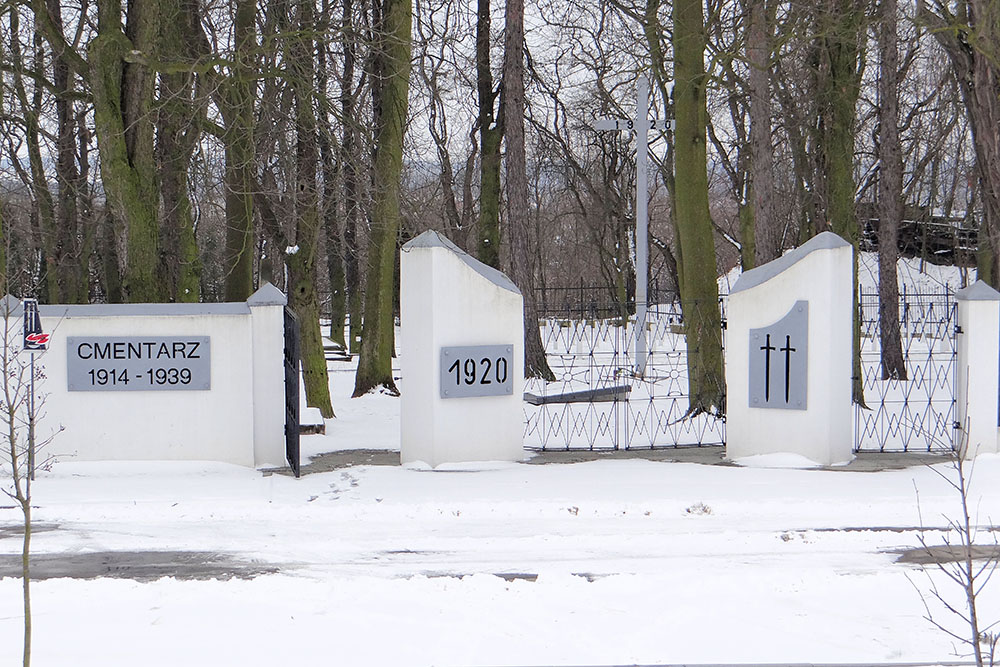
476,0,503,269
287,0,334,417
672,0,724,413
815,0,866,404
353,0,410,396
90,0,163,303
99,211,124,303
748,0,779,267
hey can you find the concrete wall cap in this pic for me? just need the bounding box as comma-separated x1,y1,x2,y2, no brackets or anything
37,302,251,318
247,282,288,307
0,295,22,317
956,280,1000,302
402,230,521,295
731,231,851,295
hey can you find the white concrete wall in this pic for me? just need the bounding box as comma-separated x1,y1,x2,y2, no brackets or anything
8,284,287,468
955,281,1000,459
726,232,854,465
400,231,525,467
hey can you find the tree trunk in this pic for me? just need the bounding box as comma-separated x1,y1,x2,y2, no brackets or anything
748,0,779,266
222,0,256,302
90,0,163,303
354,0,411,396
288,0,334,417
9,6,56,302
877,0,906,380
341,0,363,355
43,0,87,303
672,0,724,413
157,0,203,303
100,210,124,303
317,10,347,349
477,0,503,269
921,0,1000,288
816,0,865,405
503,0,554,381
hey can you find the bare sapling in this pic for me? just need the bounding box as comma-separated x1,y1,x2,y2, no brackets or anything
1,297,59,667
912,423,1000,667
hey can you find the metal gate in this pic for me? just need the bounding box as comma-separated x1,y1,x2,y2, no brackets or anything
855,289,958,452
283,306,301,477
523,298,726,450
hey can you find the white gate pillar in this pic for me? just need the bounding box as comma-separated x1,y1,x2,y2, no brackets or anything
955,281,1000,458
726,232,854,466
399,231,525,467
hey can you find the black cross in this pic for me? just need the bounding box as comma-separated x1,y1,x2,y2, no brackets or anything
760,334,775,402
780,335,796,403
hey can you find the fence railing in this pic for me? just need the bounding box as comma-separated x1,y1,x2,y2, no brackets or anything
534,279,669,320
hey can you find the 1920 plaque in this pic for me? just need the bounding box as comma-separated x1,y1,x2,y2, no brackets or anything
440,345,514,398
748,301,807,410
67,336,211,391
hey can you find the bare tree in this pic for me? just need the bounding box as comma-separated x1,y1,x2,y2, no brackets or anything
476,0,503,268
919,0,1000,287
747,0,780,267
877,0,907,380
0,297,60,667
912,444,1000,666
504,0,554,380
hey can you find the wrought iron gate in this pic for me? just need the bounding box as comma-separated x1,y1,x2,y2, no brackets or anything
524,287,959,454
283,306,301,477
855,289,958,452
523,299,727,450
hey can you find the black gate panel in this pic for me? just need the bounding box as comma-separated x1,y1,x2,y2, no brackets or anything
283,307,301,477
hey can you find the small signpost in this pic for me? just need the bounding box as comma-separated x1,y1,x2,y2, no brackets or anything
590,76,672,375
21,299,47,480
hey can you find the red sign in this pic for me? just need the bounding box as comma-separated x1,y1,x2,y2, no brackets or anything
22,299,47,351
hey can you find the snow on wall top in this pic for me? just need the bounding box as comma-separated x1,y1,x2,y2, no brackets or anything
402,230,521,296
730,231,850,295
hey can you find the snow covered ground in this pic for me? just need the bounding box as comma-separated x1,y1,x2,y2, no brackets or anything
0,255,994,666
2,354,1000,666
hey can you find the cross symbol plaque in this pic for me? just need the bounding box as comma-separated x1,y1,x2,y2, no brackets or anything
748,301,808,410
590,76,673,376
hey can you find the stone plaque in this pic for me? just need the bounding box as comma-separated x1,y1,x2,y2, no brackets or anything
748,301,807,410
67,336,211,391
440,345,514,398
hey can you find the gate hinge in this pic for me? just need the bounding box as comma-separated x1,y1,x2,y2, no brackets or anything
954,421,963,431
955,324,964,335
